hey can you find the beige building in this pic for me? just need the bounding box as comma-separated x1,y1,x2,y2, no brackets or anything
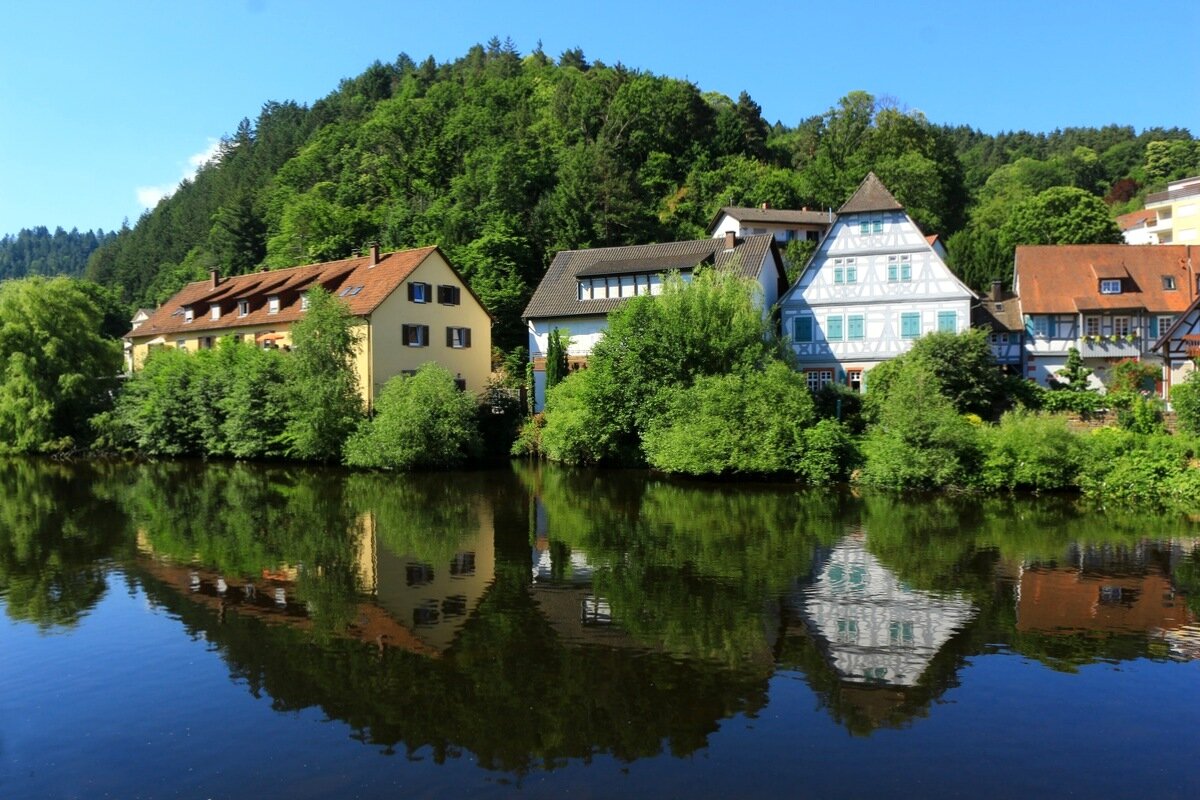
125,244,493,403
1137,175,1200,245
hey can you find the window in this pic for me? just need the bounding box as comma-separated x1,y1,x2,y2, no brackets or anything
450,552,476,576
1163,276,1178,290
446,327,472,348
827,315,844,341
805,369,834,391
847,314,865,341
836,618,859,644
1100,279,1122,294
267,295,280,314
887,254,911,282
1157,316,1175,338
338,285,363,298
210,304,220,321
873,220,883,233
184,306,194,323
408,282,430,303
793,316,813,342
900,312,921,338
438,285,461,305
199,336,214,350
1032,316,1050,338
989,332,1008,345
889,621,915,646
937,311,957,333
1113,316,1130,337
402,324,430,347
1085,316,1100,336
176,339,187,350
300,294,310,311
406,563,433,586
847,369,863,392
833,258,856,284
238,299,249,317
859,218,883,235
859,221,870,235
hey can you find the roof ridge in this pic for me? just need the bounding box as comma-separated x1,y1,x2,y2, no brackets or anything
838,171,904,214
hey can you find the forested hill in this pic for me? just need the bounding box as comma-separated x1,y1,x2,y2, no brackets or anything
84,39,1198,349
1,227,113,280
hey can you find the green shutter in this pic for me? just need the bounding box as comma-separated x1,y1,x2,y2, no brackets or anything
938,311,957,333
901,263,911,281
827,316,844,341
794,316,813,342
848,315,864,340
888,263,898,282
846,266,857,283
834,267,844,284
901,312,920,338
860,222,870,235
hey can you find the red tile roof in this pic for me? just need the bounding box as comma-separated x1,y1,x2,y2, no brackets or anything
1014,245,1197,315
1115,209,1156,231
128,247,440,339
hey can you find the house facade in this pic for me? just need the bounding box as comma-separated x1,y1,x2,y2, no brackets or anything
125,244,493,405
1141,175,1200,245
1013,244,1196,393
778,173,975,391
1152,291,1200,394
707,204,833,245
522,233,785,410
971,281,1024,374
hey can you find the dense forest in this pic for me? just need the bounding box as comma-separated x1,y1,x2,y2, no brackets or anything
81,39,1199,349
0,227,113,280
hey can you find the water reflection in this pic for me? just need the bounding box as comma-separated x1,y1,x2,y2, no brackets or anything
2,457,1200,777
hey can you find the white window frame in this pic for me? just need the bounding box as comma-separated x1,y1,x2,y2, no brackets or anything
1113,316,1130,337
210,304,220,321
1100,279,1122,295
184,306,194,324
238,299,249,317
267,295,280,314
1084,316,1100,336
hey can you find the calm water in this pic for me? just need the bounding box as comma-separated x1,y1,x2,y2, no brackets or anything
1,459,1198,799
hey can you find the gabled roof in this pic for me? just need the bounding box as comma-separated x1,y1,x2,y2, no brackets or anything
707,206,833,233
523,235,781,320
128,246,450,339
971,291,1023,332
1014,245,1196,315
1116,209,1156,231
838,172,904,215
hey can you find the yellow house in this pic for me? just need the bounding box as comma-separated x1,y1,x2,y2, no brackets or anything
1143,175,1200,245
125,244,493,404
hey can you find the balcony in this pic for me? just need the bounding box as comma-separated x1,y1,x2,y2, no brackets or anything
1078,336,1141,359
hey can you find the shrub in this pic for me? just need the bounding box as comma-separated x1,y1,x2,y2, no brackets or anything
344,364,480,471
1170,369,1200,435
799,419,860,484
1039,387,1103,415
115,347,202,456
979,411,1083,491
1116,392,1165,434
1077,430,1200,505
538,370,613,465
860,364,982,489
643,362,815,476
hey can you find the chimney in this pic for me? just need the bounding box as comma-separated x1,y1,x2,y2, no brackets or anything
760,201,769,210
368,242,380,267
724,231,737,250
991,280,1003,301
209,269,220,289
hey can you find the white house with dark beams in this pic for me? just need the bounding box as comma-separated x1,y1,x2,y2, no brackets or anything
523,233,785,410
778,173,975,391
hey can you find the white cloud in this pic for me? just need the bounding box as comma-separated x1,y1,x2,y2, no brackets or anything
134,138,222,210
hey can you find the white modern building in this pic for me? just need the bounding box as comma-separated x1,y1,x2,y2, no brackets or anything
778,173,975,391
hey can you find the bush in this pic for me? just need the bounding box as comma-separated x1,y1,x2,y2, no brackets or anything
979,411,1083,491
1170,369,1200,435
344,364,480,471
860,364,982,489
537,370,613,465
1077,430,1200,505
1116,392,1165,434
812,382,864,432
643,362,815,476
799,419,860,484
115,347,202,456
1039,386,1103,415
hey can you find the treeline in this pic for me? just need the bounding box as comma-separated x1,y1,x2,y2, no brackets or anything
0,226,113,280
80,39,1196,349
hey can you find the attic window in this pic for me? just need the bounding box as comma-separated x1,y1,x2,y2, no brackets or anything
339,285,364,297
1163,276,1177,290
300,294,310,311
1100,279,1122,295
238,299,249,317
184,306,194,323
268,295,280,314
210,304,220,321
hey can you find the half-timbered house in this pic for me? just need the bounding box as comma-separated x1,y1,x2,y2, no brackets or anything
778,173,975,391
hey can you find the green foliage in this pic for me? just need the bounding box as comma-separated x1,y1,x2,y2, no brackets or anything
1169,369,1200,435
1107,359,1159,395
1039,387,1103,415
799,419,860,484
643,362,815,476
0,277,123,453
0,226,113,280
1077,429,1200,506
1054,347,1093,391
979,411,1083,491
282,287,362,461
344,364,481,470
860,364,982,489
537,370,611,465
544,328,569,391
999,186,1122,250
863,329,1005,420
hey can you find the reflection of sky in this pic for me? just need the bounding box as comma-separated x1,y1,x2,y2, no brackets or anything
797,534,976,687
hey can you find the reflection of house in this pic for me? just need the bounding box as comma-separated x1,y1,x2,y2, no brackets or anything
1016,543,1194,637
796,533,975,686
1014,244,1197,393
372,502,496,653
779,173,975,392
522,234,785,410
124,244,493,402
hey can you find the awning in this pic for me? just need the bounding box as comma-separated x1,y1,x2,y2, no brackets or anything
256,332,286,342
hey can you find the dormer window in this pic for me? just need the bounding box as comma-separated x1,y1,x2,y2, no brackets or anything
238,299,249,317
210,304,220,321
1163,276,1177,290
268,295,280,314
184,306,194,323
1100,279,1122,295
300,294,310,311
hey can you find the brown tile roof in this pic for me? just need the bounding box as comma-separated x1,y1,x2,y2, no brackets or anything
972,291,1023,332
707,206,834,233
523,235,781,320
1152,293,1200,352
838,172,904,215
1116,209,1156,231
128,246,441,339
1014,245,1197,315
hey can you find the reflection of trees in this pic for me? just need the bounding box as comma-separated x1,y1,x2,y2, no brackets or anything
347,472,486,565
0,459,131,629
527,464,845,664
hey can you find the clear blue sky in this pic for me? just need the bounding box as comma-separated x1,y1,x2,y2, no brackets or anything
2,0,1197,235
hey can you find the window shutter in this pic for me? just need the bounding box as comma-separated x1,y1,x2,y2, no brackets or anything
1150,317,1159,339
421,325,429,345
408,284,415,301
402,324,411,344
446,327,454,347
464,328,471,348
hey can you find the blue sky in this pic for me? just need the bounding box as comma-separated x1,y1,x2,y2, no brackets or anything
1,0,1197,235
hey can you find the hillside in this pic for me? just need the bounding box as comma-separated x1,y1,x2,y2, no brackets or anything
84,40,1198,350
1,226,113,280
